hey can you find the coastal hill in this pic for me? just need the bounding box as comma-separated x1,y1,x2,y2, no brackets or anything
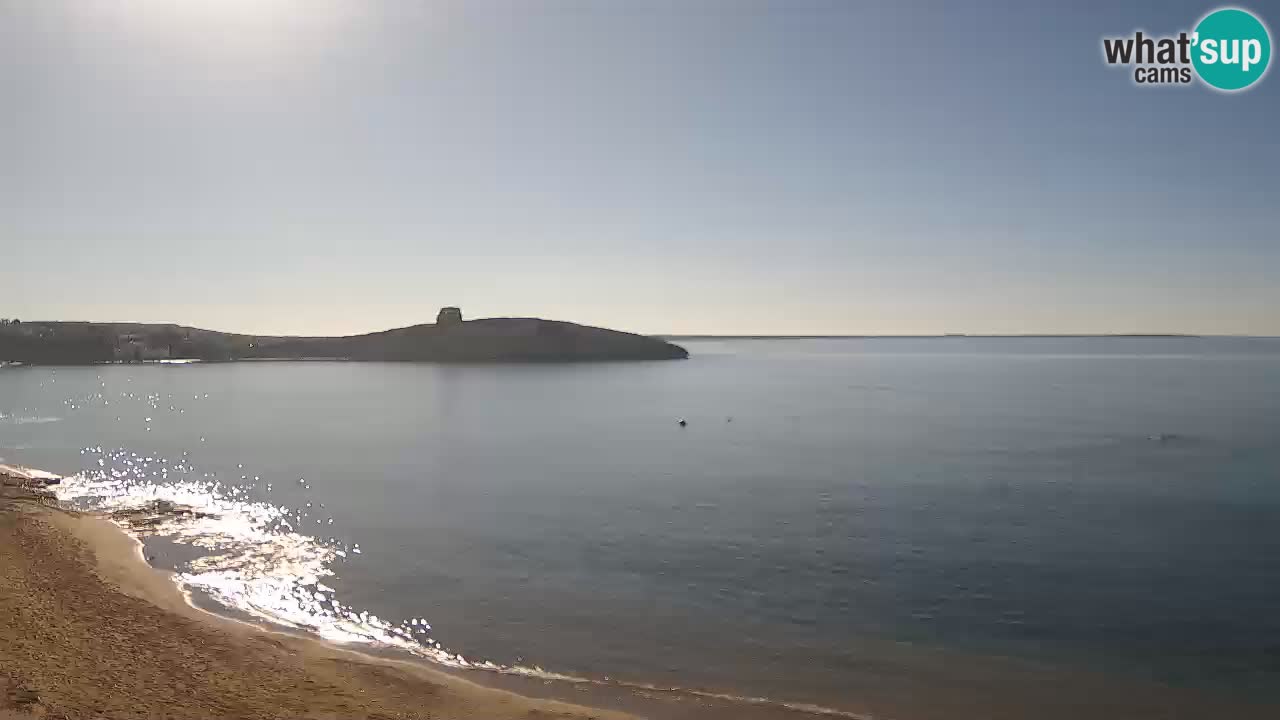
0,308,688,364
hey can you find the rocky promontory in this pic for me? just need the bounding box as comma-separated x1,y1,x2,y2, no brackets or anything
0,310,688,364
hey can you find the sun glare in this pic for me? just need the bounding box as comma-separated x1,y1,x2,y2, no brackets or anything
102,0,353,37
93,0,357,63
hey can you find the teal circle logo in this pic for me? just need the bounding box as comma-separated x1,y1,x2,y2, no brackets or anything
1192,8,1271,91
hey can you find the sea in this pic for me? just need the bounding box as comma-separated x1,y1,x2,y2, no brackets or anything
3,337,1279,719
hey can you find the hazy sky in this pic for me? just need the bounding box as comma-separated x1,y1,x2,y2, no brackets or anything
3,1,1278,336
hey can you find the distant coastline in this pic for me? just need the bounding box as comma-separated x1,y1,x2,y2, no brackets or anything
0,309,688,365
662,333,1205,340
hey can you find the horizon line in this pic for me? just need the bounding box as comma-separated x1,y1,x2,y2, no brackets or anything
10,320,1280,341
660,333,1280,340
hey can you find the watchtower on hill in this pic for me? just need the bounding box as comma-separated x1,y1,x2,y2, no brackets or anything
436,307,463,326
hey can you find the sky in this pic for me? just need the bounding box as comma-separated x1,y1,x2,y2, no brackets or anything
2,0,1278,336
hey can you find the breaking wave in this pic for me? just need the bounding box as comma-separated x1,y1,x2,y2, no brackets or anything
44,448,871,719
51,447,489,669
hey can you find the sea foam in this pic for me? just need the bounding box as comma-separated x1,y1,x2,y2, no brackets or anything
47,449,866,718
51,448,470,666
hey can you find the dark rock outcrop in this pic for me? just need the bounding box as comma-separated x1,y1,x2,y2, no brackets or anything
0,315,688,364
332,318,688,362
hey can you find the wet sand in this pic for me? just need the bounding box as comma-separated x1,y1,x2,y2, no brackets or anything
0,472,856,720
3,470,1276,720
0,480,633,720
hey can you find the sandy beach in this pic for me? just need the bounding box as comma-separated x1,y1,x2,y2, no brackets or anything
4,462,1277,720
0,475,634,720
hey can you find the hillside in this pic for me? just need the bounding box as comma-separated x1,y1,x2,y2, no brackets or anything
0,313,688,364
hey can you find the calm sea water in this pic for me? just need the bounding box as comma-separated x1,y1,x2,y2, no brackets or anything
3,337,1280,715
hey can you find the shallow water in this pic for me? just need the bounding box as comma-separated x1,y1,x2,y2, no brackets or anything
3,337,1280,714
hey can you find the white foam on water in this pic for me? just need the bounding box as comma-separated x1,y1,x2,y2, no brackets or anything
2,415,61,424
0,463,63,482
50,448,466,666
45,448,871,719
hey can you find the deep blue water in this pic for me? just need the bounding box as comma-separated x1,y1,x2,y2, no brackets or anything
3,337,1280,713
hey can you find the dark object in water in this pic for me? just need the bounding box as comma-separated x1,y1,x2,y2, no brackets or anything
678,419,687,427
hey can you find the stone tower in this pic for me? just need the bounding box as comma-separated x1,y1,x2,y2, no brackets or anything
436,306,462,325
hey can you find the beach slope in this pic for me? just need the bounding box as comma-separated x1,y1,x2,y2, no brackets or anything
0,482,631,720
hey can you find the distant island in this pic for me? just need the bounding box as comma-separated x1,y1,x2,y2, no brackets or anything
0,308,688,364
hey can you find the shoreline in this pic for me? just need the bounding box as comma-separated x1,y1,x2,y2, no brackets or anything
0,466,876,720
4,463,1277,720
0,476,641,720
